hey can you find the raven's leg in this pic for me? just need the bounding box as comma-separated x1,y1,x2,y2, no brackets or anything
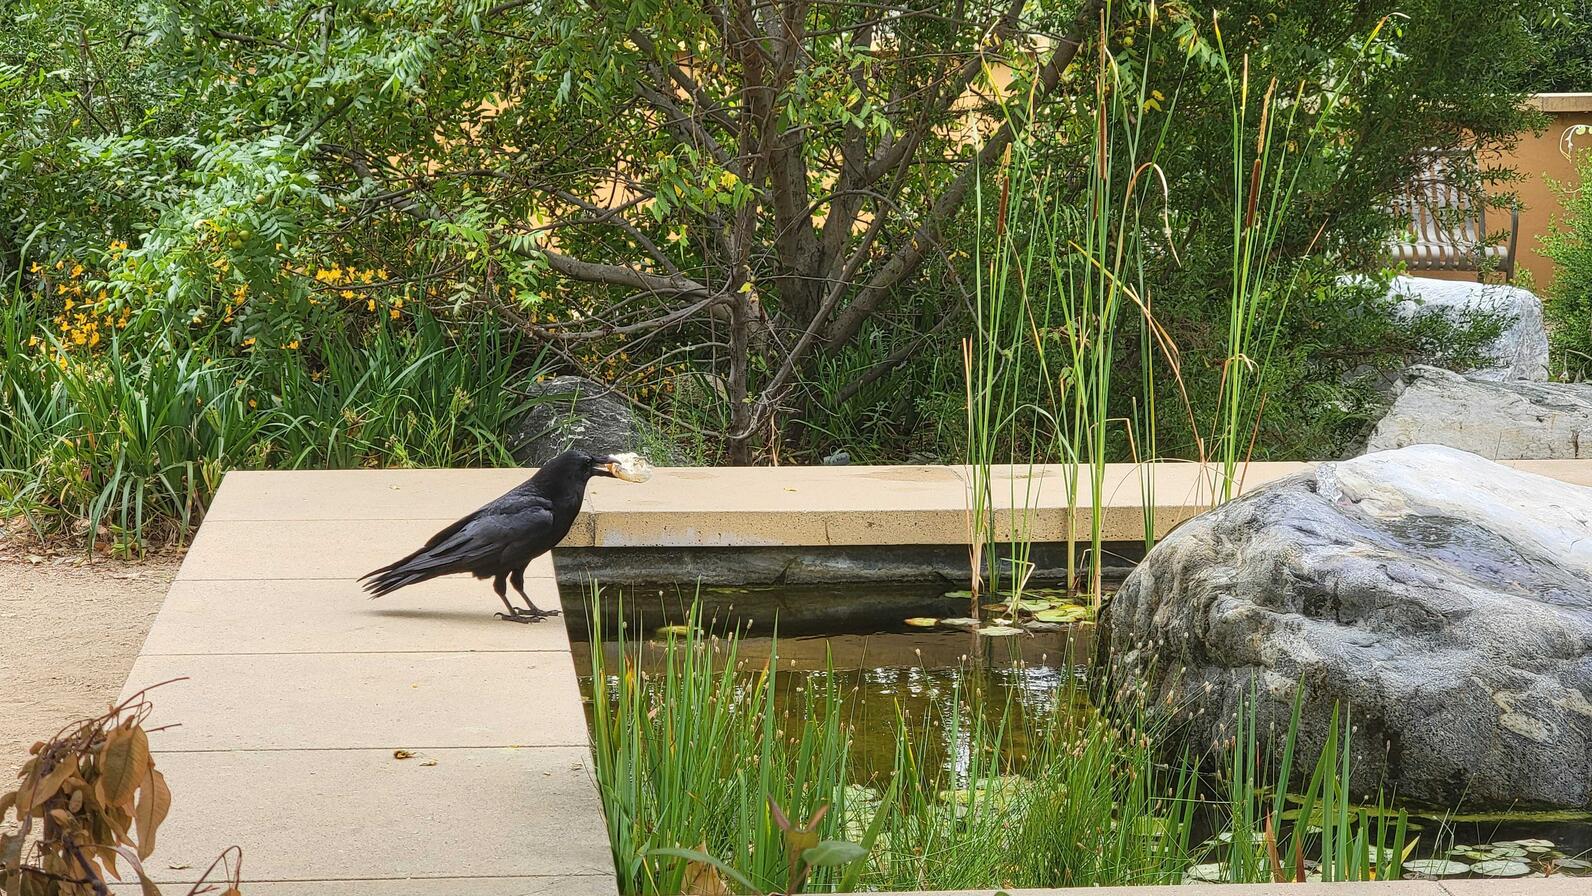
493,572,538,623
511,567,559,618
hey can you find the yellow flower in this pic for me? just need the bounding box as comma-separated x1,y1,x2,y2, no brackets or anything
719,170,739,189
248,399,257,409
367,299,376,312
389,308,400,320
70,264,83,278
54,259,64,270
28,262,42,274
341,289,356,300
376,268,388,280
26,335,39,347
286,339,300,350
242,337,256,347
64,299,74,311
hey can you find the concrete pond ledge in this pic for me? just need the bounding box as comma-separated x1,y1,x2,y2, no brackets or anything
198,459,1591,548
115,460,1592,894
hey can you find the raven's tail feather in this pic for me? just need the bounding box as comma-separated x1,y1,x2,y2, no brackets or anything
359,552,449,598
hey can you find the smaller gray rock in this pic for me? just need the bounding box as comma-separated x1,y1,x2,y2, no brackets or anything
1368,365,1592,459
1387,276,1549,382
509,376,653,466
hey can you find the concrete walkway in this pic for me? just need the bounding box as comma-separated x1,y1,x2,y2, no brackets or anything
119,477,614,893
116,460,1592,893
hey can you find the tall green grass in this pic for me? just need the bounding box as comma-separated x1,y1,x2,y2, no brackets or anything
964,21,1176,603
586,594,1410,894
0,296,541,552
963,15,1398,594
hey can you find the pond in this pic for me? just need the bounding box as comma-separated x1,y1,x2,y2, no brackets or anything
566,581,1592,883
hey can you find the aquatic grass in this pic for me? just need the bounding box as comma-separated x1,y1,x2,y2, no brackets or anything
586,600,1431,893
861,675,1201,892
1204,18,1397,498
963,15,1180,604
1196,686,1412,885
961,14,1403,602
586,596,853,895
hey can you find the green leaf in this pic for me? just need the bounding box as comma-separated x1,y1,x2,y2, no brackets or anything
801,840,867,867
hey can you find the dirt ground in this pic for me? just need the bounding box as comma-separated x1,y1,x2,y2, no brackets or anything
0,548,179,774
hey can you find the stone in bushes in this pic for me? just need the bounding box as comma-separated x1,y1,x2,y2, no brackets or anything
1368,365,1592,459
508,376,662,465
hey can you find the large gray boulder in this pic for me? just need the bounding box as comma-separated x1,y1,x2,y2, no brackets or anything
508,376,654,465
1368,365,1592,459
1388,276,1549,382
1104,445,1592,810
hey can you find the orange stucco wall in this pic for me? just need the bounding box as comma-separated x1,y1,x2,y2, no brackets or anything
1431,94,1592,290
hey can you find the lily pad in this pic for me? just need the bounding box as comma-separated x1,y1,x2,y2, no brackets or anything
1024,621,1065,633
1552,858,1591,870
903,617,939,627
938,617,981,629
1403,859,1470,877
1034,607,1089,624
1015,599,1052,612
654,624,696,637
1471,860,1532,877
977,625,1024,637
1510,838,1555,849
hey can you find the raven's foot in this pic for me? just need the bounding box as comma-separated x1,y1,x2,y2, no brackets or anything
494,607,553,623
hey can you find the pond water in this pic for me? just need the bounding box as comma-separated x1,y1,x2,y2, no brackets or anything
565,581,1592,880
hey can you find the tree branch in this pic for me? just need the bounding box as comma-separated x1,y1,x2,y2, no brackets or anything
824,0,1105,349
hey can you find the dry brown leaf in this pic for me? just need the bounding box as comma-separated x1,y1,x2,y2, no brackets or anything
17,754,77,814
98,725,150,808
392,749,416,760
2,830,23,868
134,767,172,859
113,844,163,896
682,850,731,896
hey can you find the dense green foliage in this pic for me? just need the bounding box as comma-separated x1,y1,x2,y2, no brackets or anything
1527,2,1592,92
0,0,1551,544
0,290,538,549
1544,148,1592,378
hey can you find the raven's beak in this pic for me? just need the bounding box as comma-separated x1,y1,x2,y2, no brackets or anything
600,452,653,483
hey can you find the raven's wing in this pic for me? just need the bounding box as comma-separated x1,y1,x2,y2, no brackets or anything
359,491,556,597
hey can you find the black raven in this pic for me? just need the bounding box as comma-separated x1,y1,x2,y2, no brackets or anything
359,449,650,622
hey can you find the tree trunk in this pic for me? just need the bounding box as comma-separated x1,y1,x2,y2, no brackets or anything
726,289,755,465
